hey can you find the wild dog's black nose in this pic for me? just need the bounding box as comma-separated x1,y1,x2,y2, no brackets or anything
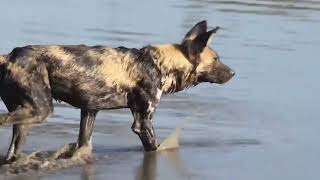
230,70,235,76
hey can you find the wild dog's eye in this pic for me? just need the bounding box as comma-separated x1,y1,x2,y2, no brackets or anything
214,56,219,61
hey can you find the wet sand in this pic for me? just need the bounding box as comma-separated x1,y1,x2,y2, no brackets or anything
1,0,320,179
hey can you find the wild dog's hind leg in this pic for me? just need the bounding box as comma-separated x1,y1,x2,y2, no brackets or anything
1,102,52,161
0,62,53,161
1,99,33,161
0,87,52,125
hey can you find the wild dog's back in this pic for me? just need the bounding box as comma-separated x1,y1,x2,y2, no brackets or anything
22,45,161,109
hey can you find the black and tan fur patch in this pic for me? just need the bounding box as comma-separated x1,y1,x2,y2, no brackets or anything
0,20,235,159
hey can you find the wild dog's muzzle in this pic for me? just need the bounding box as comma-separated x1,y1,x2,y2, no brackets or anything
197,63,235,84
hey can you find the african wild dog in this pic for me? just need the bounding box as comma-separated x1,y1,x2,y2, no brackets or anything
0,20,234,161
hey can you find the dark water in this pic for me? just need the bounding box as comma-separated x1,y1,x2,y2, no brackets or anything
0,0,320,179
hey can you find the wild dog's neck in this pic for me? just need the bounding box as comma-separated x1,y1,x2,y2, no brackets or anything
145,44,197,94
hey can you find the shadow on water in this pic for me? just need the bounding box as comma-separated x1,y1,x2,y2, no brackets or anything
181,138,261,149
93,145,143,154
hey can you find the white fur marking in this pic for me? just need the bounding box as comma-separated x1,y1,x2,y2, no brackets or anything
147,101,155,113
88,136,93,148
156,88,163,100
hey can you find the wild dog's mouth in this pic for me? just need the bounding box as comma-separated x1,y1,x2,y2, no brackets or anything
207,70,235,84
211,77,234,84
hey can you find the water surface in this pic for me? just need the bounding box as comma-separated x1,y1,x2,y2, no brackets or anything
0,0,319,179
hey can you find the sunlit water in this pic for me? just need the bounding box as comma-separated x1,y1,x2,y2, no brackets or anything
0,0,320,179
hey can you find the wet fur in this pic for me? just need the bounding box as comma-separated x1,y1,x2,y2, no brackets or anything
0,20,234,160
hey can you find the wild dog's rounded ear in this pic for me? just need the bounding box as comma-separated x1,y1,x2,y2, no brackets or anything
183,27,219,62
182,20,207,42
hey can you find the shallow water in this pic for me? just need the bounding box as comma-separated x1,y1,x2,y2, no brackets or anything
0,0,320,179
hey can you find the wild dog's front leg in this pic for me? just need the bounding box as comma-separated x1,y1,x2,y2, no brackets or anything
131,111,158,151
78,110,97,148
75,110,97,158
129,88,162,151
54,110,97,160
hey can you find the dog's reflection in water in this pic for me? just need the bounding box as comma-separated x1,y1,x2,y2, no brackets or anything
135,149,187,180
81,163,96,180
80,128,185,180
79,149,187,180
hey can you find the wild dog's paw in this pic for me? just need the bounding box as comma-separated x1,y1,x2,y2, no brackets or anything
0,154,16,165
71,145,93,162
50,142,78,160
0,114,8,126
49,143,93,162
3,154,23,164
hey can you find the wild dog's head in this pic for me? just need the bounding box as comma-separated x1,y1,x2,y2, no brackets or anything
181,20,235,85
151,20,234,93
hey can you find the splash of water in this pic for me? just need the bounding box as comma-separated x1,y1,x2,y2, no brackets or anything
157,127,181,151
0,126,183,175
0,143,93,175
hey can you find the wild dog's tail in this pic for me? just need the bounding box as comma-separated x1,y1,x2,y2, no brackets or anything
0,55,6,65
0,55,8,83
